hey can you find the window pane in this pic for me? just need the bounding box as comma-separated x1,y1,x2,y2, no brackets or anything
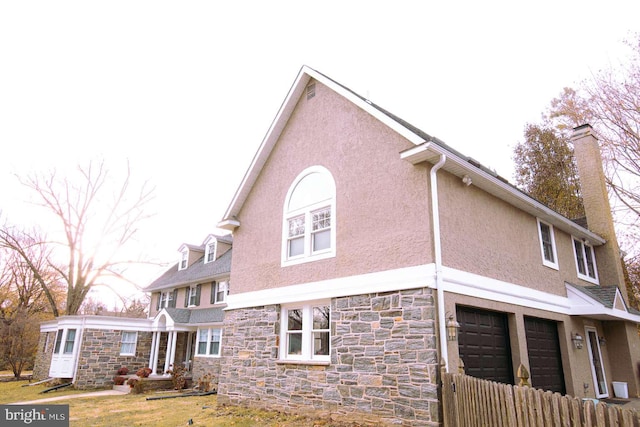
54,329,63,354
289,237,304,257
312,229,330,252
313,331,330,355
198,342,207,355
312,208,331,231
574,240,586,275
313,306,329,329
288,216,305,237
64,329,76,354
209,341,220,355
540,223,554,262
288,309,303,330
585,246,596,278
287,332,302,355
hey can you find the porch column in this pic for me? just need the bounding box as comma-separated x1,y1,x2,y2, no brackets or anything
151,331,161,374
163,331,175,375
148,331,158,369
167,331,178,373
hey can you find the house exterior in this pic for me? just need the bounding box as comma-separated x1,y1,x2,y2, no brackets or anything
32,234,231,390
212,67,640,425
32,66,640,426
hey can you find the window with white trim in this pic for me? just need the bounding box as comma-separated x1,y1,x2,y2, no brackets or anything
120,331,137,355
210,281,228,304
281,302,330,362
205,241,217,264
196,328,221,357
63,329,76,354
53,328,77,355
184,284,201,307
179,249,188,270
537,219,558,269
282,166,336,266
573,237,599,283
159,290,176,309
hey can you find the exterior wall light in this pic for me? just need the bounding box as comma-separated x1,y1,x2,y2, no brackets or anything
446,314,461,341
572,332,584,349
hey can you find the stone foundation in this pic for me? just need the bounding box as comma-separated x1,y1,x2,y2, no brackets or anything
217,288,439,426
32,331,56,381
192,356,221,390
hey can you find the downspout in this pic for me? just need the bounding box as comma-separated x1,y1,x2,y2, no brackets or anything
430,154,449,372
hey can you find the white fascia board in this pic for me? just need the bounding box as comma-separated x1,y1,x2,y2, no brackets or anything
402,142,605,246
226,264,436,310
441,266,572,314
39,315,154,333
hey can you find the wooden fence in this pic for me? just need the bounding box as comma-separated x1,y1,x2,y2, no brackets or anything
442,371,640,427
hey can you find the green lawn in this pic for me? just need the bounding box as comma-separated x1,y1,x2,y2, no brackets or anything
0,379,357,426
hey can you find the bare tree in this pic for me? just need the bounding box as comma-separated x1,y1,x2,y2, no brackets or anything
1,160,155,315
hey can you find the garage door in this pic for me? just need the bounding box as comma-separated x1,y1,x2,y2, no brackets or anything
524,316,565,394
456,306,514,384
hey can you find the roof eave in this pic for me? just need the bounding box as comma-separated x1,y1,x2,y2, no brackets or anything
401,142,606,245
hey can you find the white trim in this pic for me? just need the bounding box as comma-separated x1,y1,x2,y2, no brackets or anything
572,237,599,284
195,327,222,357
585,326,609,398
40,315,154,333
280,301,330,363
225,264,435,310
537,218,559,270
281,165,336,267
120,331,138,356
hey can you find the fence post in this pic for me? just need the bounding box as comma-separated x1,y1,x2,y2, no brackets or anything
516,363,530,387
458,358,465,375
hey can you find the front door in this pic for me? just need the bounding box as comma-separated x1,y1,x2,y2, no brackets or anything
586,327,608,398
49,328,79,378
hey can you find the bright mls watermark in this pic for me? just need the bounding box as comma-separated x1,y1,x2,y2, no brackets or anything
1,405,69,426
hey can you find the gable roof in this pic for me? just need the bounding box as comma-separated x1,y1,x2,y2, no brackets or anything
144,248,232,292
566,282,640,320
217,66,604,245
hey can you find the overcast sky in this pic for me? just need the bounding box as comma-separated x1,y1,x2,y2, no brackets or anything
1,1,638,303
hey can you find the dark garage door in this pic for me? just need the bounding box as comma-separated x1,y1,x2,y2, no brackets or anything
524,316,566,394
456,306,514,384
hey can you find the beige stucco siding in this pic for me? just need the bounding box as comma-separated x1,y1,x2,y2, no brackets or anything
438,170,604,294
231,80,433,293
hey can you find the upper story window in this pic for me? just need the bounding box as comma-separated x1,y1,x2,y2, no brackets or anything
573,237,599,284
280,302,330,362
184,284,201,307
282,166,336,266
205,240,217,264
210,281,228,304
120,331,137,356
179,249,188,271
537,219,558,269
157,289,177,310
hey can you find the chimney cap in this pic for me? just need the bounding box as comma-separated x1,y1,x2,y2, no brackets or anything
571,123,597,140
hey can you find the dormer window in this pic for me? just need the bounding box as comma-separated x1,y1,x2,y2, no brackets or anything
179,250,188,271
573,238,599,284
205,241,217,264
282,166,336,266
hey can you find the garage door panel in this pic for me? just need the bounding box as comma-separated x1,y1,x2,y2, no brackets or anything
524,316,565,394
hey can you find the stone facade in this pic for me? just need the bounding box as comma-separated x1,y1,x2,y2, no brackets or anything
192,356,221,390
74,329,152,389
218,288,439,426
32,331,56,381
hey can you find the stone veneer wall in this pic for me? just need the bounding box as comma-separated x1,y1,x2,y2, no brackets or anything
74,329,152,389
33,331,56,381
217,288,439,426
192,356,221,390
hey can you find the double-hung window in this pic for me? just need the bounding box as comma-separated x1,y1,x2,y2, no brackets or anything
210,281,228,304
185,284,201,307
179,250,188,270
281,302,330,362
120,331,137,355
537,219,558,269
573,238,598,283
196,328,222,357
205,241,217,263
282,166,336,266
160,290,176,309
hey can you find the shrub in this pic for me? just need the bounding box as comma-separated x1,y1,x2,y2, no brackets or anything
197,373,213,392
167,365,187,390
116,366,129,375
136,367,152,378
113,376,126,386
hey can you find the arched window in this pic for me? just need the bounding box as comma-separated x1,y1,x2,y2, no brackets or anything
282,166,336,266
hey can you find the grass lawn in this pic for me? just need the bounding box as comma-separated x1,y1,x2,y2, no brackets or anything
0,378,356,426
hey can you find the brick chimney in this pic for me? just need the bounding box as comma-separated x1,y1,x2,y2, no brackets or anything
571,124,626,295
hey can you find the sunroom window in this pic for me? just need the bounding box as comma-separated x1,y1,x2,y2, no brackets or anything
282,166,336,266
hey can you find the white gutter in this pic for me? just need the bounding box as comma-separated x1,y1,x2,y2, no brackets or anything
430,154,449,372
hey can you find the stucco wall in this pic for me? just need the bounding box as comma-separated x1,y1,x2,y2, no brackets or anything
217,288,439,426
75,329,152,389
230,80,432,294
438,170,605,292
